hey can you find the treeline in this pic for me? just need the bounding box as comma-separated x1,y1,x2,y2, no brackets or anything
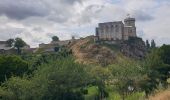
0,44,170,100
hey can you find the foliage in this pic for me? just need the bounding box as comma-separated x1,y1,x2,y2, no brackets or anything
5,38,27,54
33,57,91,100
54,46,60,52
1,77,40,100
160,44,170,65
142,45,170,94
0,55,28,82
109,59,145,99
0,56,93,100
146,40,150,49
52,36,59,41
14,38,27,54
0,86,14,100
125,92,145,100
151,39,156,48
0,42,169,100
84,86,99,100
6,38,14,47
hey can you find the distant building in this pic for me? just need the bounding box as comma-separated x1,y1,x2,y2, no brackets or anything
95,17,137,41
39,38,76,52
0,40,32,54
0,41,11,50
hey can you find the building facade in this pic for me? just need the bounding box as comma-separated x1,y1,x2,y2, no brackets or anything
95,17,136,41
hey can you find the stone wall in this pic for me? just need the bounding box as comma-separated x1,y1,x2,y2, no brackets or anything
96,17,137,41
97,21,124,40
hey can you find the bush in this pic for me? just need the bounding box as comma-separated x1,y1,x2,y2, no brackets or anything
0,55,28,82
0,56,93,100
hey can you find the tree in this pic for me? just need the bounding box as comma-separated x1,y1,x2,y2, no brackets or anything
109,59,145,99
151,39,156,48
14,38,26,54
89,66,111,99
0,55,28,82
146,40,150,49
143,45,170,94
6,39,14,47
0,56,92,100
160,44,170,65
52,36,59,42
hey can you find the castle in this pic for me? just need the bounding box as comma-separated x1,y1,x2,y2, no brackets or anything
95,17,137,41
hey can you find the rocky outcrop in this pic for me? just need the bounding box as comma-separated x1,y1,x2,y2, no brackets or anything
120,37,147,59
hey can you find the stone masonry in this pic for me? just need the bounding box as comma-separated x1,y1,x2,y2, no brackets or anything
96,17,137,41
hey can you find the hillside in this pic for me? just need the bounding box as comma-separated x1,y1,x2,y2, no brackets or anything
68,36,147,66
69,36,116,66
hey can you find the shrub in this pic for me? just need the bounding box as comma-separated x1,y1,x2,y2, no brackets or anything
0,55,28,82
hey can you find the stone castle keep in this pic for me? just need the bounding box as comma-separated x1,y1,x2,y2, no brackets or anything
95,17,137,41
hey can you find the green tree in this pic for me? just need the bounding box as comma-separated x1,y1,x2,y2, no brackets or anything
52,36,59,42
0,55,28,82
143,45,170,94
89,66,111,99
160,44,170,65
146,40,150,49
36,57,91,100
6,38,14,47
0,56,92,100
109,59,145,100
151,39,156,48
14,38,26,54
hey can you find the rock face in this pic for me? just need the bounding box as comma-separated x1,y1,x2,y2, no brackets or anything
120,37,147,59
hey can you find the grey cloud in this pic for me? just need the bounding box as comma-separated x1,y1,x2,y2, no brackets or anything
61,0,84,4
133,11,154,21
33,27,44,33
0,0,50,20
47,11,72,23
77,4,105,25
86,5,105,14
0,27,24,40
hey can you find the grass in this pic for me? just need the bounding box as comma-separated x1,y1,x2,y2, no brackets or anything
107,92,145,100
84,85,145,100
107,92,121,100
126,92,145,100
84,86,99,100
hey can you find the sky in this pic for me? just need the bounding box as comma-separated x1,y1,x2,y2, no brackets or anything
0,0,170,47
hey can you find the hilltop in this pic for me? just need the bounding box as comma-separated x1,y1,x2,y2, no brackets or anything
68,36,147,66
